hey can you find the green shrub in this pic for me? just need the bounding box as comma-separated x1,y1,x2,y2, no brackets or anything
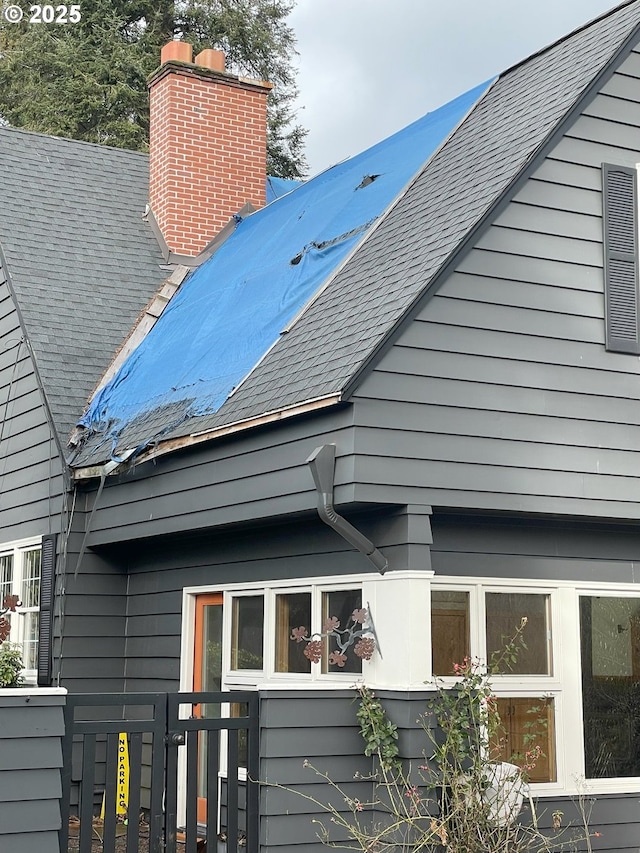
0,642,24,687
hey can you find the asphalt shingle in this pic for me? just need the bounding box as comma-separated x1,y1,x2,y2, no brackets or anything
156,0,640,443
0,127,167,442
42,0,640,466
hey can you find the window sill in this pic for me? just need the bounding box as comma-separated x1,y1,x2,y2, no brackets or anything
0,686,67,697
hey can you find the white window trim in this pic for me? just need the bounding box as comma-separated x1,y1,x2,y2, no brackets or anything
0,535,42,684
181,571,640,799
431,580,564,795
431,576,640,797
184,573,376,689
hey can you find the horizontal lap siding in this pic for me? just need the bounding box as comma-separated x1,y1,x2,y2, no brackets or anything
0,267,64,539
352,47,640,519
85,409,356,547
259,691,372,853
430,515,640,583
121,514,398,691
57,527,127,691
0,694,65,853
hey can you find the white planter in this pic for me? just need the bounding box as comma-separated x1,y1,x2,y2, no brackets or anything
482,761,527,826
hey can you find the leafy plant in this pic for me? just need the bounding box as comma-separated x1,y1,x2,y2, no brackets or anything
276,620,596,853
0,642,24,688
0,0,308,177
355,687,400,772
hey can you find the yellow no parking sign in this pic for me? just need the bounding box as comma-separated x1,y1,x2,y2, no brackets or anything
100,733,130,818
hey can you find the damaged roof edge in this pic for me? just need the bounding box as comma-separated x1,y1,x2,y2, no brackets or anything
81,264,192,414
71,393,343,481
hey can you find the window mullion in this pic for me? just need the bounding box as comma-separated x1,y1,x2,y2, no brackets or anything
474,585,487,663
265,590,275,678
556,586,583,787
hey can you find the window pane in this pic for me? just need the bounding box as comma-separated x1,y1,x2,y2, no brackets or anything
21,612,39,671
431,590,470,676
230,702,249,769
202,604,223,691
21,549,41,609
0,554,13,603
276,592,311,673
492,697,556,783
580,596,640,778
231,596,264,670
322,589,363,674
486,593,551,675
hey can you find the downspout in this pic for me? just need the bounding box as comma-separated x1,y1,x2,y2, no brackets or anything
307,444,388,575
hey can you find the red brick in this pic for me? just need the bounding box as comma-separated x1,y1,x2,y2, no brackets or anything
149,52,269,255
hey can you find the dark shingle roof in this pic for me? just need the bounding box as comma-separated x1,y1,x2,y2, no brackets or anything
70,0,640,467
0,127,166,441
188,0,640,432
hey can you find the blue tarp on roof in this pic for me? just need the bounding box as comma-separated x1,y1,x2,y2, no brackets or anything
80,79,493,456
266,176,302,202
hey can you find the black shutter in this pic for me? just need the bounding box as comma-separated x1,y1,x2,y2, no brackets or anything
603,163,640,353
37,533,56,687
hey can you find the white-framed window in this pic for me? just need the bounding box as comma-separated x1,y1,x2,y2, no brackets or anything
182,571,640,797
224,581,368,685
0,537,42,681
430,577,640,797
182,574,375,698
431,582,560,787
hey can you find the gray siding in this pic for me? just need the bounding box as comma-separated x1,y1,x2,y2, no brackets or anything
0,262,65,541
120,508,414,692
351,45,640,520
0,689,65,853
83,407,356,548
259,690,372,853
430,512,640,583
56,525,127,692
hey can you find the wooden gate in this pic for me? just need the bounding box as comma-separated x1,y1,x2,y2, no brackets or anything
59,691,259,853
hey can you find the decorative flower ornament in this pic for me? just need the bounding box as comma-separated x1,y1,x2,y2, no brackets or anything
0,594,20,644
290,606,377,667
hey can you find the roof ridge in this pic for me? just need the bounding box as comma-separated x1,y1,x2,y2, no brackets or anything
501,0,640,79
338,0,640,404
0,124,150,158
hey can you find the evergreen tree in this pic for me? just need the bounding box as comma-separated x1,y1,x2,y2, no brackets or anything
0,0,307,176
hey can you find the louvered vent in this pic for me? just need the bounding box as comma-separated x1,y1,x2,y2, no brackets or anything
603,164,640,353
608,258,638,339
606,170,635,251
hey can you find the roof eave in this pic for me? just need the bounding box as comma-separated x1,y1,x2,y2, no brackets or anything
71,392,344,482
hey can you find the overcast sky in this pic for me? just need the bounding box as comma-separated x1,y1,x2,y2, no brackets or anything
288,0,619,177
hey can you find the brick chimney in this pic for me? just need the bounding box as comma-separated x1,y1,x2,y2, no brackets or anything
148,41,272,258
